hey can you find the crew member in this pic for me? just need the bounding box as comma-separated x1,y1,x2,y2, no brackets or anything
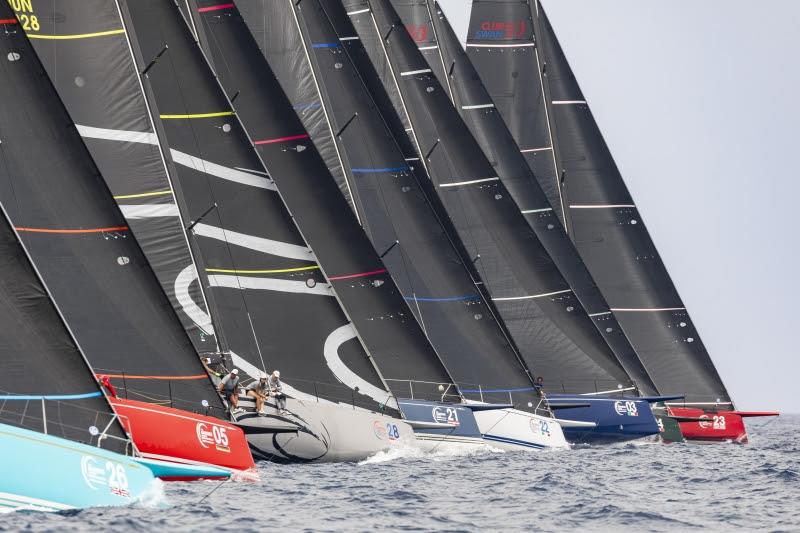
268,370,287,414
534,376,545,395
218,368,242,413
246,374,270,414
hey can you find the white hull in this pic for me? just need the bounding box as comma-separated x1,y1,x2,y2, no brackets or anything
412,433,491,452
471,406,569,450
234,397,415,463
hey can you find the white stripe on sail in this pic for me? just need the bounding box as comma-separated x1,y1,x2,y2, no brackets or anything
208,274,333,297
610,307,686,313
439,177,499,188
520,207,553,214
346,8,369,15
119,204,180,219
492,289,572,302
191,223,314,261
169,150,276,191
400,68,432,76
520,147,552,153
570,204,636,209
552,100,587,105
461,103,495,110
175,265,215,336
324,324,398,409
76,124,158,145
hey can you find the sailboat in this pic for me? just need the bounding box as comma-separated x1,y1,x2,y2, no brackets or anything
465,0,777,442
111,0,430,462
3,0,252,477
0,11,222,511
343,0,665,443
229,0,569,451
396,0,684,441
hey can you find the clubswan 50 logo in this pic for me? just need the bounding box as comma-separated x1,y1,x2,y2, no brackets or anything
81,456,130,498
699,415,727,430
614,400,639,417
373,421,401,441
196,422,230,452
432,406,460,426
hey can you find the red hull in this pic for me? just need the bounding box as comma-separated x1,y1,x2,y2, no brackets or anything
110,398,255,480
669,407,748,443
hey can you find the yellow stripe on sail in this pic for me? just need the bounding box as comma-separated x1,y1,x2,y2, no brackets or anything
160,111,235,119
27,29,125,40
205,266,320,275
113,190,173,200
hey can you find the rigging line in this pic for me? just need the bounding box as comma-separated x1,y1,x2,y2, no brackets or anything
423,0,453,100
100,373,209,380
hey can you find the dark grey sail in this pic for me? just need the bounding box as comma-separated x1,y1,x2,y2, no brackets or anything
182,0,458,403
234,0,539,406
348,0,633,393
467,0,731,404
0,2,223,415
27,0,216,354
116,0,399,412
418,1,658,395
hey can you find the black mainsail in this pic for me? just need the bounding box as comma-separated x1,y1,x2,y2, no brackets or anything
346,0,633,393
26,0,217,354
233,0,539,406
0,0,224,415
117,0,400,412
417,1,658,395
467,0,731,404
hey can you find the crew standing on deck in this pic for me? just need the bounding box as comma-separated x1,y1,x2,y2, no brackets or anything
218,368,242,413
268,370,287,414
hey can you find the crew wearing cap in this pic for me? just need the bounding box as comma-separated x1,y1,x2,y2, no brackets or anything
246,373,270,415
218,368,242,413
268,370,287,414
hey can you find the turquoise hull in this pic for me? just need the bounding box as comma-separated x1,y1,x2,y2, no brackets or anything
0,423,157,512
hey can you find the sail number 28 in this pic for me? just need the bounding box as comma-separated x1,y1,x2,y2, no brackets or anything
8,0,40,31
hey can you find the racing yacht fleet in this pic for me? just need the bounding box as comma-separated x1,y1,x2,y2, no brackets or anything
0,0,776,511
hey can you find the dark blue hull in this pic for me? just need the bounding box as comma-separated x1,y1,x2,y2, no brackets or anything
398,399,484,445
548,395,660,444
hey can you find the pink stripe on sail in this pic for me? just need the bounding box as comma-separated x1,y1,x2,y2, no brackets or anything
328,268,388,281
198,3,234,13
253,134,311,145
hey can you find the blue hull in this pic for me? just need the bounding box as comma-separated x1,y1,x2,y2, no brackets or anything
0,423,157,512
548,395,660,444
398,399,484,445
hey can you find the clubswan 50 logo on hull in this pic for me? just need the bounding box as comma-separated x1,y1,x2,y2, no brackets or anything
373,421,401,441
432,406,460,426
81,456,130,498
614,401,639,417
699,414,727,430
196,422,231,452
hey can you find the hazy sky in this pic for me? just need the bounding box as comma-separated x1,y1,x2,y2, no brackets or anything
438,0,800,413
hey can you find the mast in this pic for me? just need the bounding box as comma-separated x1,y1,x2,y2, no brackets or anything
1,0,225,416
467,0,731,405
347,0,633,394
421,1,658,395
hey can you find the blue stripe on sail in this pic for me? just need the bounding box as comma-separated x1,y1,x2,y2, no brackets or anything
0,391,103,401
350,166,410,173
312,42,340,48
293,102,321,110
460,387,537,393
404,295,480,302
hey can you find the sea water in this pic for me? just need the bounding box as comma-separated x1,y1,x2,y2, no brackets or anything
6,415,798,532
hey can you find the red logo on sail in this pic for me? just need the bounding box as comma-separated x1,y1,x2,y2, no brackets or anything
405,24,429,43
474,21,526,40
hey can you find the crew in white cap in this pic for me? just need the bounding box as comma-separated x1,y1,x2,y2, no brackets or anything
268,370,287,414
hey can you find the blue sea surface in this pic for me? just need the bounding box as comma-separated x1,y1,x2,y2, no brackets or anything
5,415,798,532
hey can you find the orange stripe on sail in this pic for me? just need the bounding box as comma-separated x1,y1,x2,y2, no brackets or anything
15,226,129,234
99,374,208,380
